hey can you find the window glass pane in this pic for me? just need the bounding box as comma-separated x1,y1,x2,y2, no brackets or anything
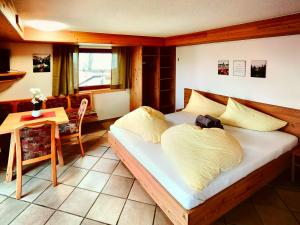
79,52,112,87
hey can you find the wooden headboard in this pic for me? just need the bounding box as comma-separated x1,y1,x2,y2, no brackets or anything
184,88,300,139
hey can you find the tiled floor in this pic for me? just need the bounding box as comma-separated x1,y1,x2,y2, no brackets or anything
0,130,299,225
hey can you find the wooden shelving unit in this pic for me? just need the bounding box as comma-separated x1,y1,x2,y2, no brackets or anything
130,46,176,114
0,71,26,92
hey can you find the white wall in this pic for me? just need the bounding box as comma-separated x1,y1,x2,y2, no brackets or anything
0,42,53,100
176,35,300,110
0,42,130,119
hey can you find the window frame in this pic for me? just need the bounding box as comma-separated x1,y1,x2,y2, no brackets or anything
78,48,112,91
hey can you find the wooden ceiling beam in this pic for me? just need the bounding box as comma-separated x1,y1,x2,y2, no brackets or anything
165,13,300,46
23,27,165,46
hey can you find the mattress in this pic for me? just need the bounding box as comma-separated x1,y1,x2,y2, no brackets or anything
110,111,298,210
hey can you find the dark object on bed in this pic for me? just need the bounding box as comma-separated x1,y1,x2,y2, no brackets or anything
196,115,223,129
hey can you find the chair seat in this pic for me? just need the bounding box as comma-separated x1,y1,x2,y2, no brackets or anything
59,121,79,135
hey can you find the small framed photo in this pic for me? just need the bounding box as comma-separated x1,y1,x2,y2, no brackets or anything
218,60,229,75
233,60,246,77
251,60,267,78
33,54,51,73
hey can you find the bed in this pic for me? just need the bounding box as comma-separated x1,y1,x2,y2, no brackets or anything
108,88,300,225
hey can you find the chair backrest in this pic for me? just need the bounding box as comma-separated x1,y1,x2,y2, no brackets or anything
77,98,88,134
15,121,56,163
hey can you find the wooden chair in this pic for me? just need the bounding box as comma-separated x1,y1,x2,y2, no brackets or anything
59,98,88,157
15,121,57,200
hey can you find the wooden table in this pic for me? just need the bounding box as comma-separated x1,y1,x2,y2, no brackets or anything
0,107,69,182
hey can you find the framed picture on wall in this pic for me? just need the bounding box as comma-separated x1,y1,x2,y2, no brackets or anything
218,60,229,75
233,60,246,77
251,60,267,78
33,54,51,73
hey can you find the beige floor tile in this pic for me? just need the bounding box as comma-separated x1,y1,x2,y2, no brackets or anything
118,200,155,225
10,204,54,225
34,184,74,209
102,175,133,198
78,171,110,192
0,194,7,203
276,188,300,212
113,162,133,178
255,205,298,225
12,177,51,202
46,211,83,225
87,194,126,225
92,158,118,173
252,186,287,209
25,162,49,176
58,166,88,186
59,188,98,217
0,172,31,196
35,164,69,181
73,155,99,169
226,201,263,225
85,146,108,157
102,148,119,160
154,207,173,225
0,198,29,225
81,218,106,225
128,180,155,205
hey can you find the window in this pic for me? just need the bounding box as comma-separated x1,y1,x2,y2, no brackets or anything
79,49,112,90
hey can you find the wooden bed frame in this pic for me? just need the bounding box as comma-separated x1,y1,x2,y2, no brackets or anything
108,88,300,225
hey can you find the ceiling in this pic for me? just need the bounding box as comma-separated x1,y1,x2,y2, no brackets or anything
13,0,300,37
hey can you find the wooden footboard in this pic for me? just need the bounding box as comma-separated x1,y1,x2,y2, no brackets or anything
109,132,294,225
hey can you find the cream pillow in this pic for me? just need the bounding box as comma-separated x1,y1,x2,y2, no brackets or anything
219,98,287,131
161,124,243,191
183,90,226,117
114,106,169,143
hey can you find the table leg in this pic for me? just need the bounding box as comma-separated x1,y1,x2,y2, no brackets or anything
55,125,64,166
6,132,16,182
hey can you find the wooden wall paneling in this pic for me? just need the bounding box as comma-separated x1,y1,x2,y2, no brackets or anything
130,46,143,111
184,88,300,138
165,13,300,46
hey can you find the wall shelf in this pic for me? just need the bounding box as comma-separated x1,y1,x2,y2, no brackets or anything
0,71,26,92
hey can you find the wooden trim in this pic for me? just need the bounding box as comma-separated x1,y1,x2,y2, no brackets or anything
165,13,300,46
23,27,165,46
184,88,300,138
79,85,111,91
79,48,112,53
108,132,295,225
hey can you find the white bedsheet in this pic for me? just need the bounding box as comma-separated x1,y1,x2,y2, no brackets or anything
110,111,298,210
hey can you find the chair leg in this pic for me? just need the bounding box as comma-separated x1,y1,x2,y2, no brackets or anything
16,146,22,200
51,148,57,187
56,138,64,166
77,135,85,157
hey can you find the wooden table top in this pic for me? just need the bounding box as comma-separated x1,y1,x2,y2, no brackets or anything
0,107,69,134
